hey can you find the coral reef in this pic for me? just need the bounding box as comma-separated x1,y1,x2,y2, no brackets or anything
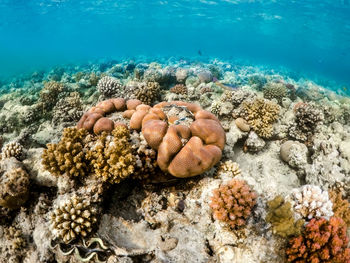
42,127,88,177
86,126,135,184
263,81,288,103
0,226,27,262
285,217,350,262
97,76,123,97
50,195,98,243
1,141,23,160
287,185,333,220
133,81,161,104
240,98,280,138
210,179,257,228
266,195,304,238
289,102,324,142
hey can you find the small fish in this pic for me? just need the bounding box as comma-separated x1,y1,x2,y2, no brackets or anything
213,77,239,90
343,86,347,91
198,50,202,56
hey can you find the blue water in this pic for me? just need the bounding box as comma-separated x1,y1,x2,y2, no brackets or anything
1,0,350,88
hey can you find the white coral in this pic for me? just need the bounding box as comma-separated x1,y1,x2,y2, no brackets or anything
97,76,122,96
287,185,333,220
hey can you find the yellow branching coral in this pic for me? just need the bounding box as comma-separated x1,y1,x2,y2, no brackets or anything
329,189,350,226
42,128,88,177
217,160,241,177
241,98,280,138
86,126,135,184
266,195,304,238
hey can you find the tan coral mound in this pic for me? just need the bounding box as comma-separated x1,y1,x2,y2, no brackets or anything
241,98,280,138
42,127,88,177
86,126,135,184
210,179,257,229
217,160,241,177
129,101,226,178
0,167,29,209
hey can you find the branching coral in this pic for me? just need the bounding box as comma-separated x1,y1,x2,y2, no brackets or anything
329,189,350,226
210,179,257,228
86,126,135,184
50,195,98,243
285,217,350,262
217,160,241,177
1,226,27,262
170,84,188,95
42,127,88,177
133,81,161,105
240,98,280,138
1,141,23,160
287,185,333,220
39,81,65,111
263,82,288,103
0,167,29,209
266,195,304,238
289,102,324,142
97,76,123,97
52,92,83,125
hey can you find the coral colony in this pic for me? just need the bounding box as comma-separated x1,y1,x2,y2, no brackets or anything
0,59,349,262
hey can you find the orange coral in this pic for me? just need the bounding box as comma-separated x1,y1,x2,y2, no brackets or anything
286,217,350,263
329,189,350,226
210,179,257,229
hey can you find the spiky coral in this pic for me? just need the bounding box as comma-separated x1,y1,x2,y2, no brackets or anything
0,168,29,209
50,195,98,243
263,82,288,103
287,185,333,220
240,98,280,138
329,189,350,226
42,127,88,177
266,195,304,238
286,217,350,262
86,126,135,184
210,179,257,228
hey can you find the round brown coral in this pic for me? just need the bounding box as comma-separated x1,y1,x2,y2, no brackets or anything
210,179,257,228
0,167,29,209
130,101,226,178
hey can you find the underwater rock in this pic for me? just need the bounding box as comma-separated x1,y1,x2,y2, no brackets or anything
280,140,308,169
245,131,266,152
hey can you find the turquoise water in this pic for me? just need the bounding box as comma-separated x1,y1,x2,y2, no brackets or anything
1,0,350,88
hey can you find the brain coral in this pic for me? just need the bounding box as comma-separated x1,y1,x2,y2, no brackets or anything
263,81,288,103
285,217,350,262
86,126,135,184
50,195,98,243
42,127,88,177
210,179,257,228
129,101,226,178
240,98,280,138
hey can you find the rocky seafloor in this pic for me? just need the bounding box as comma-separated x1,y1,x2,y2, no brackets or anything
0,58,349,263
